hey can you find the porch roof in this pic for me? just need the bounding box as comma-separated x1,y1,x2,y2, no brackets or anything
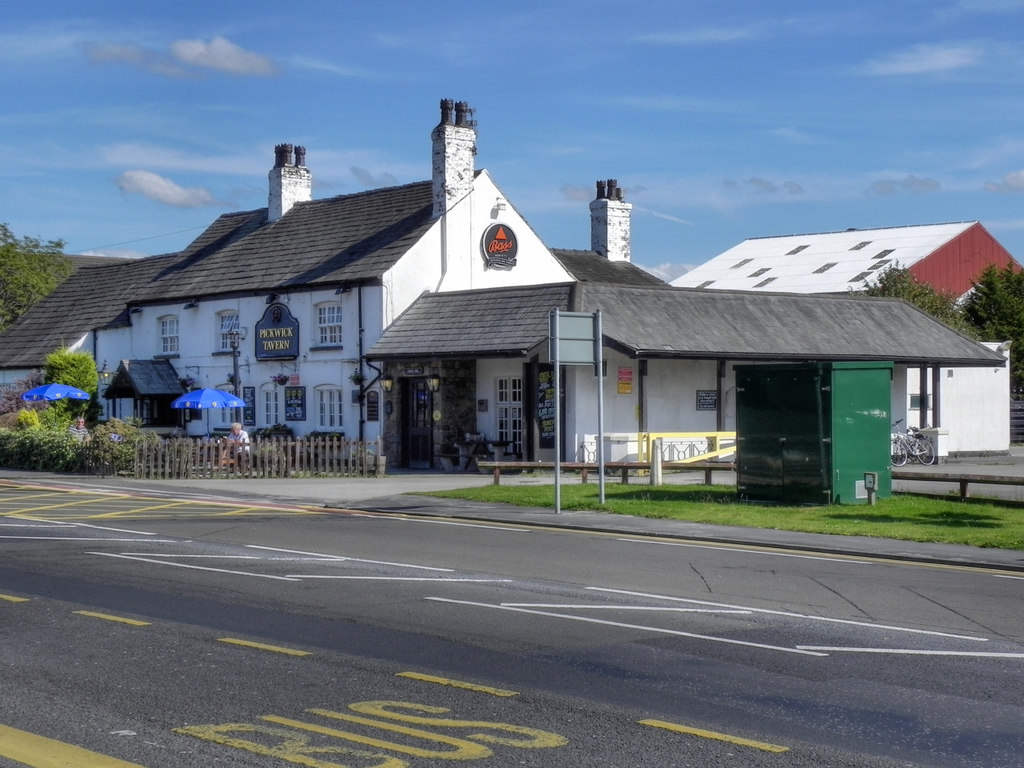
368,283,1005,367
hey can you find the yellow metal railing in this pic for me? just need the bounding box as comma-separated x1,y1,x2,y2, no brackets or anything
637,431,736,464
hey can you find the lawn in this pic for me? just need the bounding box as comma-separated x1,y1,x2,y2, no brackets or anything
422,483,1024,551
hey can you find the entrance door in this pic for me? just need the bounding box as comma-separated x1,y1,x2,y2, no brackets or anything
403,378,434,468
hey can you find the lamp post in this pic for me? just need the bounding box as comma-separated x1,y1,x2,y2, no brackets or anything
98,361,112,420
227,329,242,422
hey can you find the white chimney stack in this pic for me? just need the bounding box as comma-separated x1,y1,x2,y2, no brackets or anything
589,179,632,262
268,143,312,222
431,99,476,218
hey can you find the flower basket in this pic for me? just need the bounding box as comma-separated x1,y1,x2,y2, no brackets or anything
272,374,289,386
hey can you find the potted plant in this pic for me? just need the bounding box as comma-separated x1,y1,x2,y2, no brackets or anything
272,374,289,386
349,371,366,385
179,376,196,390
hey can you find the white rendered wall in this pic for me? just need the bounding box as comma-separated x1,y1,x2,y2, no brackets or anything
904,344,1010,454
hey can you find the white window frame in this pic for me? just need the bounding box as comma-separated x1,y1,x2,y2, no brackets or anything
159,315,179,354
316,386,343,430
496,375,523,456
262,386,280,427
316,302,343,346
218,312,240,352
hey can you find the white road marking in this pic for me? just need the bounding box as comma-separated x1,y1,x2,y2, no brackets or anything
289,576,511,582
1,537,176,542
589,587,990,642
798,646,1024,658
246,545,454,571
88,551,300,581
426,596,828,656
501,603,750,614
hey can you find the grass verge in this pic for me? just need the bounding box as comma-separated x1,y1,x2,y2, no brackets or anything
421,482,1024,550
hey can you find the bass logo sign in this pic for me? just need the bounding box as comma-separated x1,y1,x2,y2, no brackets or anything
481,224,518,270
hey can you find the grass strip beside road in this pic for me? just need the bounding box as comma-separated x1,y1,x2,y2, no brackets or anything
420,484,1024,550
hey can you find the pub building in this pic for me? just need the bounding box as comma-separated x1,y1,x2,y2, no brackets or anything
0,100,1008,466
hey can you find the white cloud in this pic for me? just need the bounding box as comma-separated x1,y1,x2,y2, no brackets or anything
861,43,981,75
985,169,1024,193
170,36,277,76
637,261,691,282
868,175,942,195
115,170,218,207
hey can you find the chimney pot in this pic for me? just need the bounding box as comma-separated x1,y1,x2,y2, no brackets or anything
439,98,454,125
294,145,306,167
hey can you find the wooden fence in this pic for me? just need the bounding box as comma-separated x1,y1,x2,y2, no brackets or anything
128,435,385,480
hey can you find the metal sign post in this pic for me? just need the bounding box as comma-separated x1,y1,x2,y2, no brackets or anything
549,309,605,512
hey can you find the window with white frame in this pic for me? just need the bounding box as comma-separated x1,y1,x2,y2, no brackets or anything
159,315,179,354
262,386,280,426
496,375,523,457
317,303,343,346
317,386,343,429
218,312,239,351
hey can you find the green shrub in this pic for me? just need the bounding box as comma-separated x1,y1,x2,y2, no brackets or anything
0,428,83,472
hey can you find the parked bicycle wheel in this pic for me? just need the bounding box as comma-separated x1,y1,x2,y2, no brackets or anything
914,435,936,465
891,435,909,466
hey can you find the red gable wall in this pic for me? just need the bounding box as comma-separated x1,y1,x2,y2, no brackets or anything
910,222,1020,296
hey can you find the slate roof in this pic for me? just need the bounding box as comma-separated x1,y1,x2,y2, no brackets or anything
0,181,437,369
369,283,1005,368
104,359,183,398
672,222,979,293
130,181,435,303
550,249,666,286
368,284,574,359
0,256,174,370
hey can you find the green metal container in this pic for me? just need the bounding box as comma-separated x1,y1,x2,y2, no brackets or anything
735,362,892,505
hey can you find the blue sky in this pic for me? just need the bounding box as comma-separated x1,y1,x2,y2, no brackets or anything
3,1,1024,281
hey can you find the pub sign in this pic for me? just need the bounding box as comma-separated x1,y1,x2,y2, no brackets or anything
481,223,518,269
255,303,299,360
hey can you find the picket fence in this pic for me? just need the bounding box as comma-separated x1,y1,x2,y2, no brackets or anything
130,435,385,480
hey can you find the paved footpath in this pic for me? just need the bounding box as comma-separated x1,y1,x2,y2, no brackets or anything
2,451,1023,573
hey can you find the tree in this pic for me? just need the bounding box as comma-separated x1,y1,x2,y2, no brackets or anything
962,264,1024,395
43,347,99,423
863,266,975,336
0,223,70,334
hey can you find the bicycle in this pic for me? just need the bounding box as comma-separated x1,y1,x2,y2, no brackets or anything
890,420,936,466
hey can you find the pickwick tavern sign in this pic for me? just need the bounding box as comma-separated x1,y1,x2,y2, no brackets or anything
255,303,299,360
481,223,518,269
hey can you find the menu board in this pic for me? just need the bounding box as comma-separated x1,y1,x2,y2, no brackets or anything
242,386,255,427
537,363,555,449
285,386,306,421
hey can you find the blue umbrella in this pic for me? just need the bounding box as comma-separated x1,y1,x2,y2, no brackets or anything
171,388,245,409
21,383,91,402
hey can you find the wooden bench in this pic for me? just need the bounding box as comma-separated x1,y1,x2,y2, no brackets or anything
891,471,1024,500
477,460,735,486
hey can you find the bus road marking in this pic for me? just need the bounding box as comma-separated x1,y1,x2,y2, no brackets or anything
0,723,149,767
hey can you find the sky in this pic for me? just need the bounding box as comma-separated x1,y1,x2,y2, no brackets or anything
3,1,1024,283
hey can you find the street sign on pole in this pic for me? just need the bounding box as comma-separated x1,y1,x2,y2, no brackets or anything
549,309,605,511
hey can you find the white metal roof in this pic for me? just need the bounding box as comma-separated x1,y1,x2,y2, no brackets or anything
672,222,976,293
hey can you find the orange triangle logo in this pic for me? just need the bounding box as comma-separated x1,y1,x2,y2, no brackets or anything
494,227,508,240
